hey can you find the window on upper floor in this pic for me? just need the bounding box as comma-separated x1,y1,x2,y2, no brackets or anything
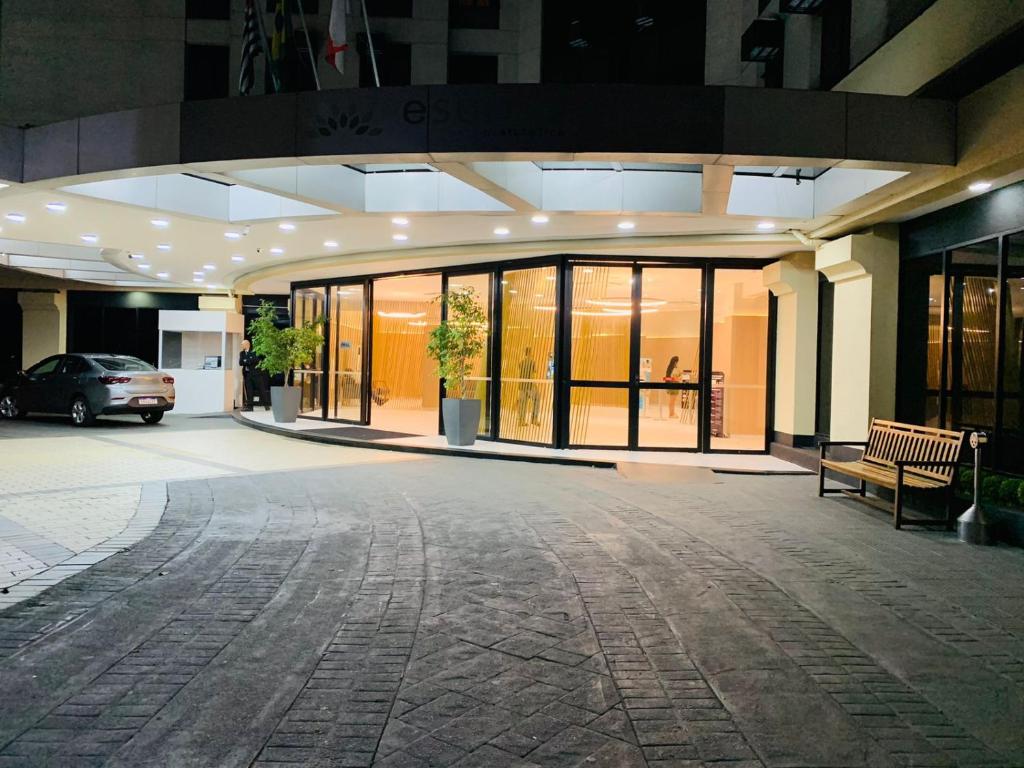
449,0,500,30
448,53,499,83
187,0,230,20
358,35,412,86
265,0,319,12
365,0,413,18
541,0,706,86
185,44,229,101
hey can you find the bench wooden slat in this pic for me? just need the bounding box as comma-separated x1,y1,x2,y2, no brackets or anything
818,418,965,529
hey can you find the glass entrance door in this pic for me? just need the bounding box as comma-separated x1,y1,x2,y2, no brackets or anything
564,262,770,452
565,263,704,450
327,283,367,423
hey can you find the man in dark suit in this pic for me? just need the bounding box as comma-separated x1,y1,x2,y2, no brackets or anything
239,339,270,411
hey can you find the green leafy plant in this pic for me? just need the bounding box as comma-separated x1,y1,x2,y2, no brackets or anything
426,287,487,400
999,478,1022,506
247,300,324,378
981,474,1003,502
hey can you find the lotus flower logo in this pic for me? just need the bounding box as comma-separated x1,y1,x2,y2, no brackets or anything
309,108,383,138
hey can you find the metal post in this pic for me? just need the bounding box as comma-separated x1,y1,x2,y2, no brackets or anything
295,0,322,91
252,0,280,93
958,431,992,545
360,0,381,87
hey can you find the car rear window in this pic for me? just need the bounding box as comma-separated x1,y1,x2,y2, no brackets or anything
93,357,156,372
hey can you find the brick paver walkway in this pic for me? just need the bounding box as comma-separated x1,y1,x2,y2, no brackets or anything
0,446,1022,767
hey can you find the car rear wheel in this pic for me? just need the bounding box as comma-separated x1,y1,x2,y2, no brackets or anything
141,411,164,424
70,396,95,427
0,395,25,419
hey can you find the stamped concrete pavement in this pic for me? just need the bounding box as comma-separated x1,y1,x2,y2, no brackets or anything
0,433,1022,767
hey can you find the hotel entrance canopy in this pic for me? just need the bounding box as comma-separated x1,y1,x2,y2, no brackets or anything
0,84,954,293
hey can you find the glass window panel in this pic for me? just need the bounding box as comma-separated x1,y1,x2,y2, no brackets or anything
328,285,365,422
958,276,998,394
447,273,492,435
927,274,943,392
293,287,325,418
499,266,557,444
570,265,631,382
951,239,998,266
569,386,628,447
640,267,702,385
371,274,442,435
1003,233,1024,433
638,388,698,449
710,270,769,451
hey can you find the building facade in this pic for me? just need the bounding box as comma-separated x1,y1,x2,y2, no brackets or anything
0,0,1022,471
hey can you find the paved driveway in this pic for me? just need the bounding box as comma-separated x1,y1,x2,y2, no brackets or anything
0,420,1022,767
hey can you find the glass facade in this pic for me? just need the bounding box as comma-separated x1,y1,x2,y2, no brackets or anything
901,232,1024,472
291,256,773,453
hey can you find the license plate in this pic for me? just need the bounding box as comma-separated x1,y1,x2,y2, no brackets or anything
138,397,159,406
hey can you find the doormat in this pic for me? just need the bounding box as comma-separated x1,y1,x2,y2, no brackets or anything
310,426,420,441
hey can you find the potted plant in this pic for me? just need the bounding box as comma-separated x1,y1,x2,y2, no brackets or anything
427,286,487,446
248,300,324,423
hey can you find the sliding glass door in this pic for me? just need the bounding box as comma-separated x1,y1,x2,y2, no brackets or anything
327,283,367,423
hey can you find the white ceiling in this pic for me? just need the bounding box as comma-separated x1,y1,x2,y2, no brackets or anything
0,156,922,295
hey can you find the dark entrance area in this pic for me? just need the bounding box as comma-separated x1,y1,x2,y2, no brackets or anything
0,290,22,378
68,291,199,366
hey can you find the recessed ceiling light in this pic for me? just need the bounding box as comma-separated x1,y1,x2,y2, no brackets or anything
392,233,408,242
80,234,98,243
968,181,992,193
151,218,169,228
231,255,245,262
6,213,26,223
392,217,409,226
46,202,67,213
207,284,218,289
193,277,204,282
324,240,339,248
494,226,510,236
137,264,150,270
157,243,171,251
617,221,636,230
156,272,169,278
531,214,550,224
224,231,242,240
756,221,776,230
129,252,144,260
270,247,284,255
193,271,205,276
278,222,296,232
203,264,216,270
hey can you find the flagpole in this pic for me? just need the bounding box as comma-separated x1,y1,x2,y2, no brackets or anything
252,0,280,92
295,1,321,90
360,0,381,87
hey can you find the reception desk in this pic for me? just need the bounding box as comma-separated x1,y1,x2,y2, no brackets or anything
158,310,244,414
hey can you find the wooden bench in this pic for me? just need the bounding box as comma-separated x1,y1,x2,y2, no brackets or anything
818,419,966,529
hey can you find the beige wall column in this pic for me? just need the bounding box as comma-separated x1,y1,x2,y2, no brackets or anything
816,226,900,442
763,253,819,446
17,290,66,369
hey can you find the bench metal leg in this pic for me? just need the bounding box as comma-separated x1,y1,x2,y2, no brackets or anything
859,478,866,497
894,482,903,529
818,463,826,497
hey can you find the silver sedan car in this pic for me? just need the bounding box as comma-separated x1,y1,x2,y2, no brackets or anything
0,353,175,426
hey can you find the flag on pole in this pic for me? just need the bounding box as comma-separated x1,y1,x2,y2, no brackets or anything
270,0,296,92
238,0,261,95
326,0,349,75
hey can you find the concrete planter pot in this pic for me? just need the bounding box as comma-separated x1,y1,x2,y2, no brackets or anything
442,398,481,446
270,385,302,423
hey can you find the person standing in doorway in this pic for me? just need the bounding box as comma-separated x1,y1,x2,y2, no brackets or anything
664,355,681,418
518,347,541,427
239,339,270,411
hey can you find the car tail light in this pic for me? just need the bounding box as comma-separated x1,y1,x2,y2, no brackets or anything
99,376,131,384
162,377,174,384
